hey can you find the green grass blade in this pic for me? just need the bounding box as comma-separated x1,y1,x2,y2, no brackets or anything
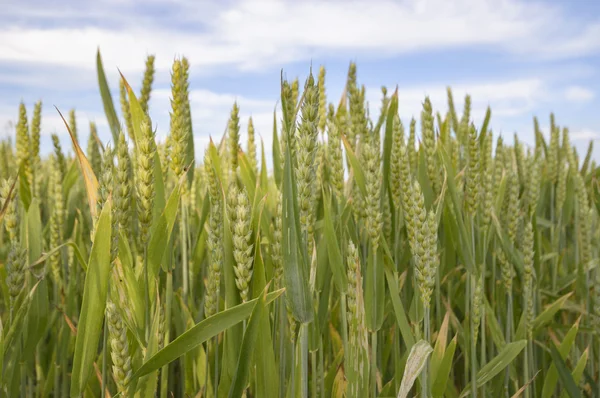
137,295,162,397
112,233,145,343
516,292,572,340
228,286,268,398
18,164,32,210
148,180,181,281
272,109,282,187
70,200,112,397
384,266,415,348
238,150,257,200
364,245,384,331
382,89,398,191
1,281,40,360
460,340,527,397
548,342,581,398
437,146,475,272
532,293,573,335
430,312,450,379
341,135,366,197
259,139,269,193
251,237,279,398
431,335,457,398
542,320,580,398
96,48,120,144
323,192,348,293
281,125,313,323
23,199,48,359
559,349,588,398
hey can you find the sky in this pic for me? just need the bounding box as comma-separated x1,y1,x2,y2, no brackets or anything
0,0,599,163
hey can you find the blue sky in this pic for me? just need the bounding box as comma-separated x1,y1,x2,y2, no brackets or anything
1,0,599,162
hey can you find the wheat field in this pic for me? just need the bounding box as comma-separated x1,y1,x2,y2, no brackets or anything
0,50,598,397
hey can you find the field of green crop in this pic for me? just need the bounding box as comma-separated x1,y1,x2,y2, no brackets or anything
0,50,598,397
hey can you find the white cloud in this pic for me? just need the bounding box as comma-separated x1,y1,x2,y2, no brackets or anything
571,129,600,141
367,78,547,128
565,86,595,102
0,0,599,75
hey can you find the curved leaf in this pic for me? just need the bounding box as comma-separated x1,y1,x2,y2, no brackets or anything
397,340,433,398
56,106,99,220
132,289,284,380
459,340,527,397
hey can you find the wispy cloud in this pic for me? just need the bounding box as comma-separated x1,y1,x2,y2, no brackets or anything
571,129,600,141
366,78,547,128
1,0,599,74
565,86,595,102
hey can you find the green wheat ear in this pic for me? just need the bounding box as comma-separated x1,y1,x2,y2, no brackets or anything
68,108,78,142
363,140,382,249
446,87,459,133
472,274,483,342
120,80,135,141
16,102,32,187
232,186,253,302
169,58,188,179
522,220,535,337
115,133,132,238
87,122,102,177
464,124,479,215
408,117,417,172
327,119,344,200
1,178,19,243
140,54,156,114
204,147,223,317
6,245,27,305
247,116,257,174
270,191,283,289
389,114,404,210
93,145,113,242
30,100,42,196
296,71,320,254
346,240,369,398
318,65,327,133
421,97,438,194
547,113,560,184
1,177,26,311
51,134,67,177
136,119,156,249
49,155,64,287
228,102,241,174
106,301,132,395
